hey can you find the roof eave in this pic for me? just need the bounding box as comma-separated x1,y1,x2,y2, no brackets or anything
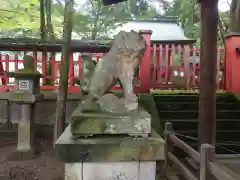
151,39,196,45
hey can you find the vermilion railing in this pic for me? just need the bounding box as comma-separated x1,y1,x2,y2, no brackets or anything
150,45,224,90
0,45,225,92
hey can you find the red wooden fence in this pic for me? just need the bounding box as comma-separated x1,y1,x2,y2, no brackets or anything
0,45,225,92
151,45,224,90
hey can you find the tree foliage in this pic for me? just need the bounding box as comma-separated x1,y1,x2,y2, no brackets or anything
0,0,61,38
0,0,157,39
0,0,236,47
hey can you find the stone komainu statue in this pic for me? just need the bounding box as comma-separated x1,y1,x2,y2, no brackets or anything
82,30,146,113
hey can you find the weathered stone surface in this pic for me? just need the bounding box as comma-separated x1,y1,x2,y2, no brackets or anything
138,94,163,135
81,31,146,113
7,104,37,160
5,71,41,79
7,148,37,160
97,93,128,114
0,92,43,103
55,125,165,162
80,53,96,95
71,105,151,136
15,78,41,94
3,54,43,160
0,98,78,125
8,92,44,103
64,161,157,180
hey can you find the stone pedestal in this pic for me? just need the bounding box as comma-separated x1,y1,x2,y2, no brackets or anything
17,104,35,151
56,126,165,180
65,161,156,180
55,30,163,179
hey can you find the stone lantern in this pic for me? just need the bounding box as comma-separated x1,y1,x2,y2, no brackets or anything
5,55,44,159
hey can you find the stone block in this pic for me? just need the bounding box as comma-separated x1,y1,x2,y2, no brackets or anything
71,106,151,137
8,92,44,103
64,161,156,180
65,163,83,180
7,148,36,160
5,71,41,95
55,125,165,162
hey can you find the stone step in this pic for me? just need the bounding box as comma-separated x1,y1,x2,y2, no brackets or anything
153,94,237,103
162,119,240,131
155,102,240,111
158,110,240,119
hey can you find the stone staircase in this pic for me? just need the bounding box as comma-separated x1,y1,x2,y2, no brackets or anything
153,93,240,154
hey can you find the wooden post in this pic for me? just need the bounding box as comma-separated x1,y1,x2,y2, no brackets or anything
198,0,218,147
200,144,215,180
184,45,191,89
164,122,173,172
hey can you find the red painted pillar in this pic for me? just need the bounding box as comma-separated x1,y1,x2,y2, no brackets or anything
225,33,240,93
139,30,152,93
0,54,6,85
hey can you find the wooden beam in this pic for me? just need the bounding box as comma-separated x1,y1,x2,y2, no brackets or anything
198,0,218,147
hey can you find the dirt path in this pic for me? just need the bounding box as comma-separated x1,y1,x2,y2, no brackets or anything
0,140,64,180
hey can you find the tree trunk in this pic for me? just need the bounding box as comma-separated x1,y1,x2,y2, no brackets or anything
54,0,74,145
198,0,218,147
45,0,55,85
45,0,55,40
40,0,46,40
91,0,102,39
229,0,240,32
218,15,228,46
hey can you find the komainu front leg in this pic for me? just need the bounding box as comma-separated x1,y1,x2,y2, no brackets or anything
81,71,114,112
118,73,138,112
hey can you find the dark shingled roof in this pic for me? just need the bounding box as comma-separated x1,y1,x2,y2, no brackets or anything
114,16,196,44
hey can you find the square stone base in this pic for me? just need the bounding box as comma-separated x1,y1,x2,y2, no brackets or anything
56,125,165,162
71,106,151,137
7,148,36,160
65,161,156,180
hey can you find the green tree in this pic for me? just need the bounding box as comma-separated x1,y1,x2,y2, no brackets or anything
164,0,200,41
54,0,74,144
52,0,157,39
229,0,240,32
0,0,61,38
72,0,154,39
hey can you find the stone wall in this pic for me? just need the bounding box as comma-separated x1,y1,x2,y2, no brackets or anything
0,92,80,125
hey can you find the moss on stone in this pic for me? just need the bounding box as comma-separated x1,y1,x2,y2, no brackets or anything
151,89,227,95
138,93,163,135
5,68,41,78
11,92,25,100
71,117,106,136
17,68,41,74
234,94,240,101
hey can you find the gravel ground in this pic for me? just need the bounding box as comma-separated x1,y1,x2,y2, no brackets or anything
0,140,64,180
